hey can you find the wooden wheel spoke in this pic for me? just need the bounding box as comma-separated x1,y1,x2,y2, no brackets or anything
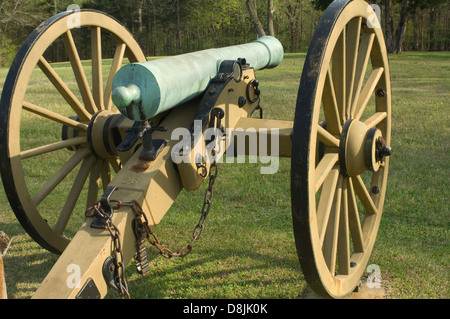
86,159,102,209
100,159,112,192
322,175,343,274
347,178,365,253
317,125,340,148
108,157,121,174
337,177,350,275
32,148,90,206
20,136,87,160
22,101,88,131
37,57,91,121
354,67,384,120
54,155,96,235
322,68,342,134
352,175,378,215
91,26,104,111
350,31,375,117
332,31,346,122
317,167,340,244
364,111,388,128
104,43,126,110
315,152,339,192
345,17,362,113
63,30,98,115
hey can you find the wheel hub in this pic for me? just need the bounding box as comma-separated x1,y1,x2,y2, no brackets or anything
339,119,391,177
86,110,123,159
61,111,122,159
61,115,82,151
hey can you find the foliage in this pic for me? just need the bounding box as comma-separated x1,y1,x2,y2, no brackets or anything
0,37,17,66
0,0,448,66
0,0,84,66
310,0,332,11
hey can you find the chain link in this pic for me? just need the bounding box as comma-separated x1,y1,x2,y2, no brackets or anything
85,202,130,299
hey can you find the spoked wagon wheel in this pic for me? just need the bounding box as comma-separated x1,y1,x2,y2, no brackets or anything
0,10,146,254
291,0,392,298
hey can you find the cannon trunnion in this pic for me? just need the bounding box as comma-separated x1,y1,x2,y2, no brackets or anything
0,0,392,299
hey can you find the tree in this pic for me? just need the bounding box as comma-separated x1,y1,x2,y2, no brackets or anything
388,0,449,53
0,0,64,66
245,0,276,37
245,0,267,37
392,0,409,53
282,0,304,51
417,0,450,51
384,0,395,52
310,0,332,11
267,0,275,35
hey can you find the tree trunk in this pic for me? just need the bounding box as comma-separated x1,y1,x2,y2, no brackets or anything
411,12,419,50
176,0,181,52
393,0,409,54
445,7,449,51
436,8,442,51
384,0,394,53
289,18,298,51
245,0,266,37
137,0,143,33
284,1,302,52
420,9,425,51
267,0,275,36
429,7,437,51
299,3,304,50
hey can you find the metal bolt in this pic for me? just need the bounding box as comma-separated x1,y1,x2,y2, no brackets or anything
350,262,357,268
376,89,385,97
372,185,380,194
376,136,392,162
238,96,247,107
379,145,392,158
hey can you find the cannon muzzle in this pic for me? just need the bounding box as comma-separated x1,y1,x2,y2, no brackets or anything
112,36,283,121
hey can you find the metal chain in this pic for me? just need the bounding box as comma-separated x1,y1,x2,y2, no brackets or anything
113,158,218,267
85,202,130,299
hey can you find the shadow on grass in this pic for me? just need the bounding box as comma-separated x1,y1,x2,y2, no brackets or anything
1,231,59,299
122,246,305,299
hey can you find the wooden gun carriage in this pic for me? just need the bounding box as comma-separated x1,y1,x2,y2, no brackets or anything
0,0,392,299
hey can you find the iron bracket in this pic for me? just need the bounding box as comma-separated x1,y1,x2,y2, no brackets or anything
90,186,117,229
102,256,122,294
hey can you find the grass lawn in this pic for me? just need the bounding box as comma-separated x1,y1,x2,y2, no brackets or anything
0,51,448,299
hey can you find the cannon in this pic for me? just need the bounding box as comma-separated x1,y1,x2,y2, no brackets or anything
0,0,391,299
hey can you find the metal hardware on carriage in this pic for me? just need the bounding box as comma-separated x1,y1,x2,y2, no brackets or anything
117,120,168,161
89,186,117,229
128,106,222,267
87,160,219,298
85,186,130,299
175,58,256,191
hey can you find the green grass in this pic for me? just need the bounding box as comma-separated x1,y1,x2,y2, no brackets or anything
0,51,448,299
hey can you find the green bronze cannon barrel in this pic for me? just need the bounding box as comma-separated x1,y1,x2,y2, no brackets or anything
112,36,283,121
